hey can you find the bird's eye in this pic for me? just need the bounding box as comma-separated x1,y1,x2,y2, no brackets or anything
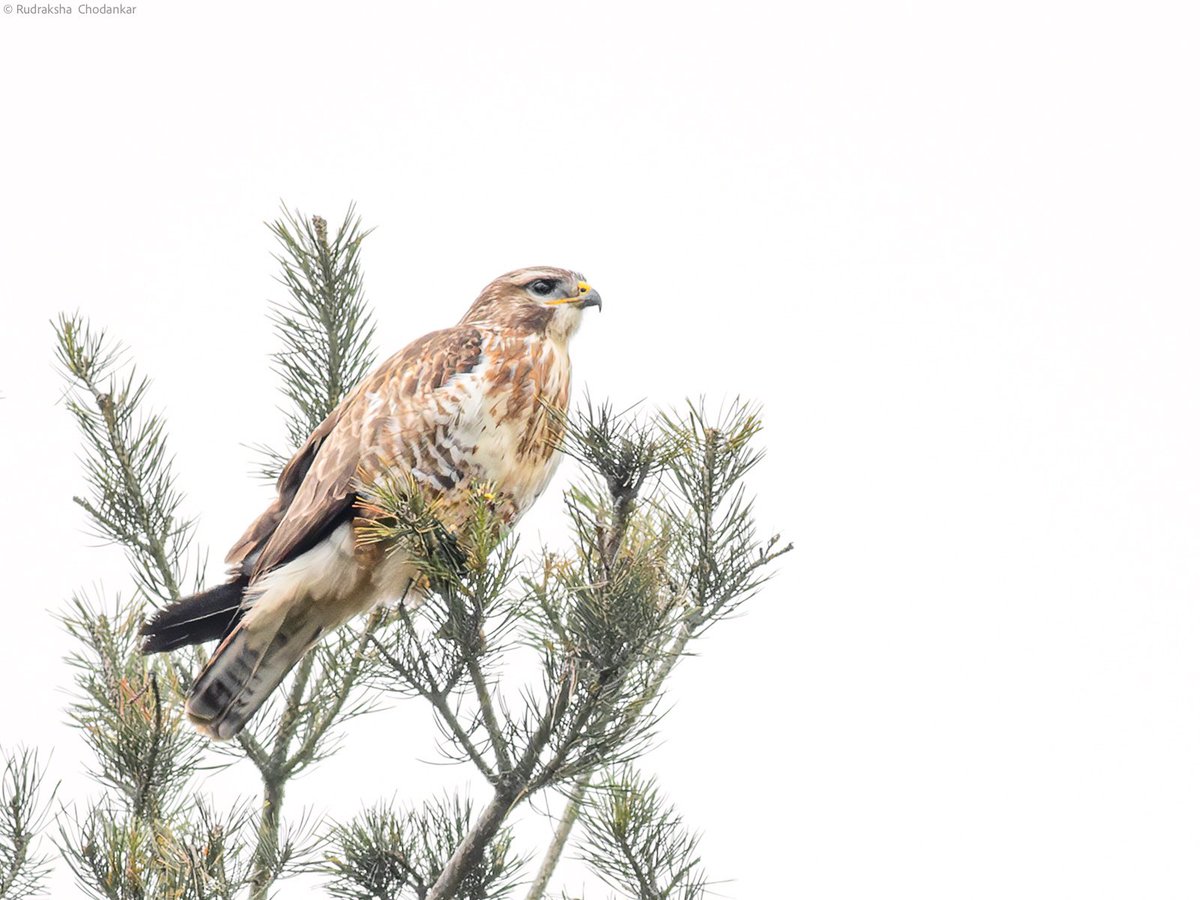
529,279,556,296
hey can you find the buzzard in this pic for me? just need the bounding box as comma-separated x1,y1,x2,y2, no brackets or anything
140,267,601,739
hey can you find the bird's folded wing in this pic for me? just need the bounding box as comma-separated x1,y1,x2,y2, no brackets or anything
227,324,487,580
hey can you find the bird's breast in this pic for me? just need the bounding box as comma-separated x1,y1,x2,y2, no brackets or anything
471,334,571,521
373,332,572,534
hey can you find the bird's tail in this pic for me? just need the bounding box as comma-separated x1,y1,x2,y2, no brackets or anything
185,610,325,741
140,580,247,653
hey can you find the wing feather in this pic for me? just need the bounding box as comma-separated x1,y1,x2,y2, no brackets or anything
229,325,486,580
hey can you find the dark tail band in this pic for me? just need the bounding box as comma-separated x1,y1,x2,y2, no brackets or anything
140,580,247,653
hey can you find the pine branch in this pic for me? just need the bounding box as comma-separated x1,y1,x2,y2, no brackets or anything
55,595,262,900
522,773,588,900
360,474,527,783
60,594,205,822
659,399,792,633
56,798,258,900
267,203,377,450
466,650,513,779
526,400,791,898
369,626,497,781
281,610,385,777
51,336,262,898
0,748,54,900
578,769,710,900
325,795,524,900
54,314,194,605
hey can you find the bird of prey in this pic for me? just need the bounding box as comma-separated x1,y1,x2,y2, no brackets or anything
140,267,601,740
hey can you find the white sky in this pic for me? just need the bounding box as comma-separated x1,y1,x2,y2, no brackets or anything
2,1,1199,897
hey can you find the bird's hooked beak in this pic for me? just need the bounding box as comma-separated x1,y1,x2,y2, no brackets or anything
549,281,602,311
577,281,602,310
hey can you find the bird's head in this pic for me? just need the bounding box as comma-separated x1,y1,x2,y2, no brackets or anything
461,267,601,340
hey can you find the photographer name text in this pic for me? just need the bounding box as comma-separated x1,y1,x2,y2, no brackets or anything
5,3,137,14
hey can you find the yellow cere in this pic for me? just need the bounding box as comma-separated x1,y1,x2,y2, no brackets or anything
548,281,591,305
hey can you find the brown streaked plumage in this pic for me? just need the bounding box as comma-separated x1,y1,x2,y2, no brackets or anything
140,267,601,739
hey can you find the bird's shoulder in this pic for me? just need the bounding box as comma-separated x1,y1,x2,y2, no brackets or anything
373,322,490,398
226,321,544,576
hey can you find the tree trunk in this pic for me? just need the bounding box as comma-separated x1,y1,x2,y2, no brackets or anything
248,777,284,900
427,786,518,900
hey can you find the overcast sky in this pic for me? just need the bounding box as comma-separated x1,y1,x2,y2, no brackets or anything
2,1,1198,897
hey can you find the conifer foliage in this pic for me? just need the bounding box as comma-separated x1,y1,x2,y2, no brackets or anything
0,205,789,899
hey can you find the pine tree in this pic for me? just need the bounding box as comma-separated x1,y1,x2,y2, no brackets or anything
0,205,790,899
